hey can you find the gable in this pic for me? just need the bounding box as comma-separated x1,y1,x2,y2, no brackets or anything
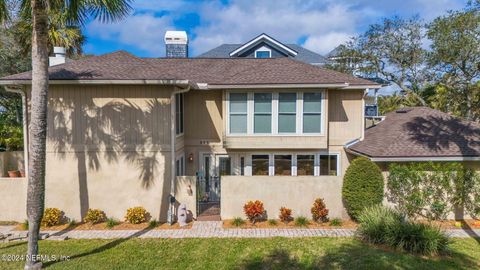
237,43,289,58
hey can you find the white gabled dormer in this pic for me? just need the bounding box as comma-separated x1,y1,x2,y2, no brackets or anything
229,33,298,57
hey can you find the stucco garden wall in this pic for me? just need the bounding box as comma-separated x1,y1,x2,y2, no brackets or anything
0,151,25,177
221,176,348,220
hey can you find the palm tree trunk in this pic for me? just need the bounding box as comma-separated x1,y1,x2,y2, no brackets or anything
25,1,49,269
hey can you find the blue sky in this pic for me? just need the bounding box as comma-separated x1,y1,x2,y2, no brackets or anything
83,0,469,58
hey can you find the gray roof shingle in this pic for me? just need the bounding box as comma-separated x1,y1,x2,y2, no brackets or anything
0,51,377,86
349,107,480,158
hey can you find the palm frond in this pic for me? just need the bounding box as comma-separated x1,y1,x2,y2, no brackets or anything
0,0,10,23
66,0,133,26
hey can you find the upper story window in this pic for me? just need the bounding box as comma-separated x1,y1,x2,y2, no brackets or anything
303,93,322,133
229,93,248,134
175,93,184,135
227,91,324,135
255,46,272,58
254,93,272,133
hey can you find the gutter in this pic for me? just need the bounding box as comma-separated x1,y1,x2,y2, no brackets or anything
0,79,191,86
204,83,381,90
169,84,191,224
4,86,28,177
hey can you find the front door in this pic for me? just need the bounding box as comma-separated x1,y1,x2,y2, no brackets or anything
197,153,231,217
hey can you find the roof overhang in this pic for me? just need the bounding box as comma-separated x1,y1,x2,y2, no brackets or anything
345,145,480,162
229,34,298,57
0,79,192,87
204,83,380,90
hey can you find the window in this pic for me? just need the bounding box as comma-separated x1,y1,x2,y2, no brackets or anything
175,93,184,135
275,155,292,176
254,93,272,133
255,48,271,58
278,93,296,133
320,154,338,176
218,157,231,176
240,157,245,176
229,93,248,133
297,155,314,176
252,155,269,175
175,156,185,176
303,93,322,133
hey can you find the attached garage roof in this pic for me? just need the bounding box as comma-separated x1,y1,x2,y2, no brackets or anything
348,107,480,161
0,51,379,88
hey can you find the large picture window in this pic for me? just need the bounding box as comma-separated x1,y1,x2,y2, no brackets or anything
229,93,248,133
175,93,184,135
303,93,322,133
274,155,292,175
278,93,296,133
252,155,269,175
254,93,272,133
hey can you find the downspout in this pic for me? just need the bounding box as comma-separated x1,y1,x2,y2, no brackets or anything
169,84,191,224
5,86,28,177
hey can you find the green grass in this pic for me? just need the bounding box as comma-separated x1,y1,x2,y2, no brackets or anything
0,238,479,269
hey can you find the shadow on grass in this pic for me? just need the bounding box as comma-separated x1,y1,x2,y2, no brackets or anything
237,241,478,270
0,240,27,250
43,227,153,268
460,222,480,245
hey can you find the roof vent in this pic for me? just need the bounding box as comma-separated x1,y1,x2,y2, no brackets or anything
164,31,188,58
395,108,412,113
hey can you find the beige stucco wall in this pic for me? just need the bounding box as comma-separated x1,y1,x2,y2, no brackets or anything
221,175,348,220
174,176,197,219
0,178,27,221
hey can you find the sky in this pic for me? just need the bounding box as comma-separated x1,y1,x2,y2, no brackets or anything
83,0,469,58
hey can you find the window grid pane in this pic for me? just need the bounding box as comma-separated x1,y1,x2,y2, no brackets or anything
254,93,272,133
278,93,296,133
303,92,322,133
229,93,247,133
252,155,269,176
297,155,314,176
320,155,338,176
274,155,292,176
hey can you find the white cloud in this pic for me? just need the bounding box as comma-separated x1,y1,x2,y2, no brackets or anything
303,32,353,55
86,12,175,56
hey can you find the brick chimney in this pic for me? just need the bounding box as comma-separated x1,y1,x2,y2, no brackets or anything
164,31,188,58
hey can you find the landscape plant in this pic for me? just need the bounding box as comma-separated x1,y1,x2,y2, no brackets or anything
357,205,450,256
106,217,120,229
279,207,293,224
268,219,278,226
243,200,265,224
294,216,309,227
125,207,149,224
232,217,245,227
329,218,343,227
311,198,329,223
83,209,107,224
41,208,63,227
342,157,384,220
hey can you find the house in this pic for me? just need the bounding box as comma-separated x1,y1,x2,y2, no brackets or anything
198,33,328,66
0,30,382,222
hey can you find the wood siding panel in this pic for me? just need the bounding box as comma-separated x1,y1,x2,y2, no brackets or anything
328,90,364,146
184,90,223,144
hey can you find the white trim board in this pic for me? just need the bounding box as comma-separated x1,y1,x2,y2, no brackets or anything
229,34,298,57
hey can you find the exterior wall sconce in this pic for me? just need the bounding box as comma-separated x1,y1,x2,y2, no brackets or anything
188,153,194,162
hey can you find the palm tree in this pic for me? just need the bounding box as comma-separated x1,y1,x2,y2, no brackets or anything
0,1,132,269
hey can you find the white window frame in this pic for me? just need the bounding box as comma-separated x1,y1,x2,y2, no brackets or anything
175,154,185,176
254,46,272,58
175,93,184,136
242,152,340,177
226,90,325,136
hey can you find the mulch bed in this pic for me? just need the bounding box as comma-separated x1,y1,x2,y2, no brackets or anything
223,219,358,229
14,221,193,231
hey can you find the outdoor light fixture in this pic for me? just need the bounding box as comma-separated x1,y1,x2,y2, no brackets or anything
188,153,194,162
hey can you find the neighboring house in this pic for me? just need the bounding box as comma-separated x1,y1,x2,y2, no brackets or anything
0,31,380,222
198,33,328,66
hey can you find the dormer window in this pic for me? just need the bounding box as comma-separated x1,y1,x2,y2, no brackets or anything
255,46,271,58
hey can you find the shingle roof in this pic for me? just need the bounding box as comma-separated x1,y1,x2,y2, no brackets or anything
0,51,376,86
349,107,480,158
197,43,328,65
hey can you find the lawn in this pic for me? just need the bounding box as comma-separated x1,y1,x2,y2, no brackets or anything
0,237,479,269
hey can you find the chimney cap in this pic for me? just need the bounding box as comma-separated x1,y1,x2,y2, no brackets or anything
53,46,66,55
165,31,188,44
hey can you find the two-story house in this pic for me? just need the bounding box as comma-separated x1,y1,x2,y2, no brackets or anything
0,32,380,223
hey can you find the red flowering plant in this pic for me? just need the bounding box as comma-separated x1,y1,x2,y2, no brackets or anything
243,200,265,224
279,207,293,224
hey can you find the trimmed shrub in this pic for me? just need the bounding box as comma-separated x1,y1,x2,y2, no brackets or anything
342,157,384,220
232,217,245,227
84,209,107,224
329,218,343,227
125,207,150,224
243,200,265,223
41,208,63,227
106,217,120,229
311,198,329,223
279,207,293,223
294,216,309,227
357,205,450,256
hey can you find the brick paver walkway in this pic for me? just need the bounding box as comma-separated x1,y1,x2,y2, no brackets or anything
1,222,479,240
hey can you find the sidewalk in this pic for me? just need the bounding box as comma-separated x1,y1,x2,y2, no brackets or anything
1,222,479,240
